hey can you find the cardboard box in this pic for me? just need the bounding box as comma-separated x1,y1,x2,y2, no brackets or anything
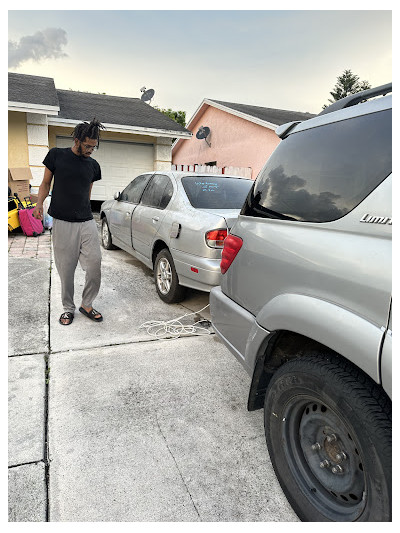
8,167,32,199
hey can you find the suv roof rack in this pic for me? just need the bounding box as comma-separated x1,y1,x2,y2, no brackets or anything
275,120,301,139
318,82,392,116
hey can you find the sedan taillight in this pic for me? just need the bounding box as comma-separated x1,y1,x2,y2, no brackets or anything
220,235,243,274
206,229,228,248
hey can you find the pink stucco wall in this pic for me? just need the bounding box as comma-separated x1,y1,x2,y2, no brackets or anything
172,105,281,179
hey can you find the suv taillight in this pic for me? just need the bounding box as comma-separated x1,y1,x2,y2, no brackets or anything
220,235,243,274
206,229,227,248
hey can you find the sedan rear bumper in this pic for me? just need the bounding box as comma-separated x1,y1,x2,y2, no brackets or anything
173,249,222,292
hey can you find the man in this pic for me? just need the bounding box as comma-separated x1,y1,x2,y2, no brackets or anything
33,119,105,326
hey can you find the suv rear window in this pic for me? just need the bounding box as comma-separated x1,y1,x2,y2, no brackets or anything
182,176,253,209
242,109,392,222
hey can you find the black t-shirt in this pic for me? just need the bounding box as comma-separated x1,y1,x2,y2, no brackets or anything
43,147,102,222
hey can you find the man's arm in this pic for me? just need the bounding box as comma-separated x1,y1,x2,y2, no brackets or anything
32,167,53,220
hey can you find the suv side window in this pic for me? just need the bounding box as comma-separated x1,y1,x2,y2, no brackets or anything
242,109,392,222
141,174,174,209
120,174,152,203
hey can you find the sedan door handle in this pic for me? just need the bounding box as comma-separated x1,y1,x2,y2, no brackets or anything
152,216,159,223
126,211,132,216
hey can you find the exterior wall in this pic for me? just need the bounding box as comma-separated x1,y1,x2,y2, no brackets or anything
154,137,173,171
27,113,49,190
172,106,281,179
8,111,29,168
9,112,173,191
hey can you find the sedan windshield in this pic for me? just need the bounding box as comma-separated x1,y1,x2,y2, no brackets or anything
182,176,253,209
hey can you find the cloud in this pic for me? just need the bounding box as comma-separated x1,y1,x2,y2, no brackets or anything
8,28,68,68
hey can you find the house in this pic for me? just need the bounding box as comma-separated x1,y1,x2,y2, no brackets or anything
172,99,315,179
8,72,192,200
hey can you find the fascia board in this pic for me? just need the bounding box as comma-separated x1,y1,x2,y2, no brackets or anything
8,101,60,115
204,99,278,131
47,117,192,139
184,99,209,130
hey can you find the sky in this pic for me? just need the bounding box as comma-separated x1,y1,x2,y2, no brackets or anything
7,4,393,123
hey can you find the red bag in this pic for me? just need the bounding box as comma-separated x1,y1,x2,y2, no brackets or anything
18,207,44,237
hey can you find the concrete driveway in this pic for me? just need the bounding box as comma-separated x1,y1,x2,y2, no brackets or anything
8,221,298,522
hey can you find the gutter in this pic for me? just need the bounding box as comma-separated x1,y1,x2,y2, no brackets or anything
8,101,60,115
204,99,278,130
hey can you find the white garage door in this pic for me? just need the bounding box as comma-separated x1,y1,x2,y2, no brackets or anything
56,137,154,201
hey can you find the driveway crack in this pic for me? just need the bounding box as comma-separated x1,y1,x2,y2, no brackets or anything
155,413,201,521
49,333,215,355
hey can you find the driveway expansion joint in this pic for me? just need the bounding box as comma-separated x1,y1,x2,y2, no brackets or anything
44,245,53,522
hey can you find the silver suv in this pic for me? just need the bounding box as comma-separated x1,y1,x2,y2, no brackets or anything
210,84,392,522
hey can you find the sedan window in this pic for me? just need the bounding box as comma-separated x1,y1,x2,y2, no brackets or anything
120,174,152,203
141,174,174,209
182,176,253,209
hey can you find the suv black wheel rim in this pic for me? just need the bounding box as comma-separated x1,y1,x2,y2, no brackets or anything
283,396,366,521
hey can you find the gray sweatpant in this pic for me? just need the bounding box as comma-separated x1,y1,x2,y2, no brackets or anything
52,218,102,314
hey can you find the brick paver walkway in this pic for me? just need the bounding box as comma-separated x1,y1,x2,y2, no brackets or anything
8,230,52,259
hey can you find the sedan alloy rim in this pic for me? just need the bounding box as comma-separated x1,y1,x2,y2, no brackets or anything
156,258,172,294
102,222,109,247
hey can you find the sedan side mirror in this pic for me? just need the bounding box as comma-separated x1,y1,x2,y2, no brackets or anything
114,192,121,200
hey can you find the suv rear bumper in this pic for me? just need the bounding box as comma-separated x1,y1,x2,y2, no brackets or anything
210,286,263,376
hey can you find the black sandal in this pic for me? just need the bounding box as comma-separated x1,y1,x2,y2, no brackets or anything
59,312,74,325
79,307,103,322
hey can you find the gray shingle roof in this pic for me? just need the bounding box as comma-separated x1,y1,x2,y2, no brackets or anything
8,72,59,107
56,89,188,133
208,99,316,126
8,72,190,134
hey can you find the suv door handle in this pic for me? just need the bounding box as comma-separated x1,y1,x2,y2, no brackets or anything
152,216,159,223
126,211,131,216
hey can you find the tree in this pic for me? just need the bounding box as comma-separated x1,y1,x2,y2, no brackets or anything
154,106,186,128
323,70,371,109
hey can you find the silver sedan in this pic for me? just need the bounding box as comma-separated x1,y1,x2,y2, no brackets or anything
100,171,253,303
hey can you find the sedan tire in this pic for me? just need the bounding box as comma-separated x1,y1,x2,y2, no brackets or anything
101,217,117,250
264,352,391,522
154,248,186,303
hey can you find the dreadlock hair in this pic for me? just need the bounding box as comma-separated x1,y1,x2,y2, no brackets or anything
72,118,105,147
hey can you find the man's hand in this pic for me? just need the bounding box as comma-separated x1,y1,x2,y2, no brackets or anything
33,166,53,220
32,204,43,220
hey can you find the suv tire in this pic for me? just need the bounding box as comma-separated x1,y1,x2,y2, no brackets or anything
154,248,186,303
264,352,392,522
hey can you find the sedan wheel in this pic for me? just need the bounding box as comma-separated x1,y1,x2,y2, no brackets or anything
154,248,186,303
101,218,116,250
157,257,172,295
